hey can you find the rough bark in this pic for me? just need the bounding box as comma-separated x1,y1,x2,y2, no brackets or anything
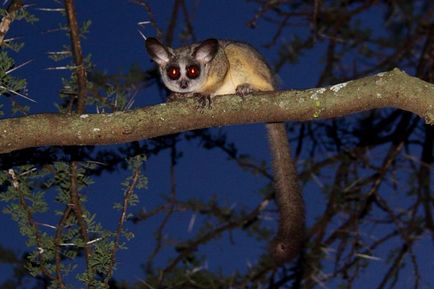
1,69,433,154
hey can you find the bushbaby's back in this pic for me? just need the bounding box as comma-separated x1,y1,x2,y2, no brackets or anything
201,40,276,95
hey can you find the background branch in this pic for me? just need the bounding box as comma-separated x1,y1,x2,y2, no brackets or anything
64,0,87,113
0,0,23,45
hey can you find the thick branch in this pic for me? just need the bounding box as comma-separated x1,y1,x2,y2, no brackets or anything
1,68,433,154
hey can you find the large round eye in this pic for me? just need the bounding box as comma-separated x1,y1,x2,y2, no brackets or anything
166,66,181,80
186,65,200,79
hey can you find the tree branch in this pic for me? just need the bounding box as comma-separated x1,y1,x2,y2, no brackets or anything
64,0,87,112
1,69,433,154
0,0,23,45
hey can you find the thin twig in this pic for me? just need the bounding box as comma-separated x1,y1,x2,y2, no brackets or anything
7,169,53,280
69,162,92,275
64,0,87,113
104,166,141,285
53,206,72,289
130,0,163,40
160,193,272,277
150,138,178,279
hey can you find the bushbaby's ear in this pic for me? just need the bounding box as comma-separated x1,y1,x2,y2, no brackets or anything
193,39,219,64
145,37,172,66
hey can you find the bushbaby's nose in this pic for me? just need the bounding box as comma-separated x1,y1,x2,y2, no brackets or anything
179,79,189,89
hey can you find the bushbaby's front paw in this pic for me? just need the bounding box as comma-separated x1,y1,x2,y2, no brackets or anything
196,93,212,110
167,92,187,102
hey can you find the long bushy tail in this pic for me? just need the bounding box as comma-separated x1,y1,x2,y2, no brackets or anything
266,122,305,263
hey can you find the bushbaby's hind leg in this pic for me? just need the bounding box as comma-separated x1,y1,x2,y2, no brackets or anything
235,83,256,98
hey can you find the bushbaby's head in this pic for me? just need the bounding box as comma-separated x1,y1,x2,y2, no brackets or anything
145,38,219,93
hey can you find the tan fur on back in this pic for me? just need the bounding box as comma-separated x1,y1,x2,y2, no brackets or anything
200,41,275,95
